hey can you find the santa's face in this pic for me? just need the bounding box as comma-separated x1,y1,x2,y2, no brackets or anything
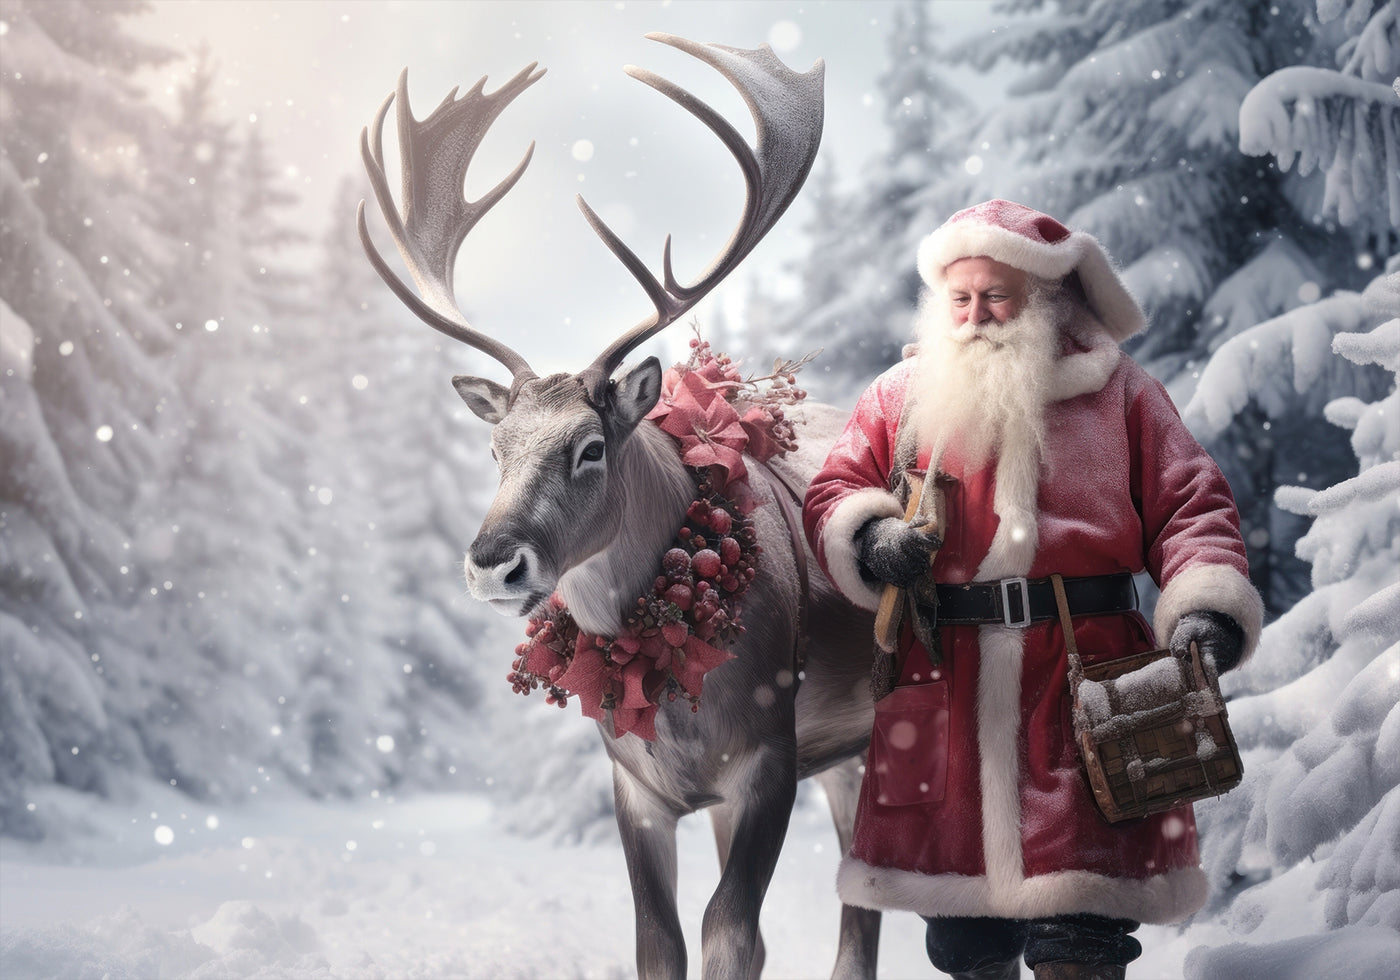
945,256,1031,338
914,261,1061,471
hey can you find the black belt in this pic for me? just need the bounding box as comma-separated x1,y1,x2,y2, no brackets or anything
914,572,1137,627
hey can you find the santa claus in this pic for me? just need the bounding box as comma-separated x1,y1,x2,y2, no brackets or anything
803,200,1263,980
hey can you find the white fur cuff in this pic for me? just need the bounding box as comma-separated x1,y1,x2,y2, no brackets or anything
820,488,904,611
1154,563,1264,665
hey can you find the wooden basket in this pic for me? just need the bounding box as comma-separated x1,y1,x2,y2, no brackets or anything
1050,575,1243,824
1073,644,1243,823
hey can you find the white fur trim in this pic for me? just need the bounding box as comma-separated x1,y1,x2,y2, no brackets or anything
976,625,1028,894
820,488,904,612
1154,563,1264,666
918,225,1084,285
917,227,1146,342
1051,342,1123,401
837,855,1208,925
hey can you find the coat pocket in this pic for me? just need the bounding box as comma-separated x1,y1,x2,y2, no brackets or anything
868,680,949,806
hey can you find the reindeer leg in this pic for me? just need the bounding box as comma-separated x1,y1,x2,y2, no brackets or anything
699,745,797,980
816,754,882,980
708,803,767,979
614,764,685,980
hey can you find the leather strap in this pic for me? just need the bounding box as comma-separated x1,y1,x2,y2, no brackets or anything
1051,573,1085,688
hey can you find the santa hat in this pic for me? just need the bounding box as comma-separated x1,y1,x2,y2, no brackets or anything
916,199,1146,341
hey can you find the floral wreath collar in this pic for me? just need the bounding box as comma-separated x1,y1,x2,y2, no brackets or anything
507,334,814,741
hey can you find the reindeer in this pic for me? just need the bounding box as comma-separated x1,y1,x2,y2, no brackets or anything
357,34,880,979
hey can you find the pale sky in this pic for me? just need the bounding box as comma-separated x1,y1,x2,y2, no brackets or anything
132,0,999,375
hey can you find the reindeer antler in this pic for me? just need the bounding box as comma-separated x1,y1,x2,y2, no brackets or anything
358,37,823,399
577,33,825,400
358,64,544,382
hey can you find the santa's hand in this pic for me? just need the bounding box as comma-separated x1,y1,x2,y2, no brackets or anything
856,517,939,588
1170,610,1245,674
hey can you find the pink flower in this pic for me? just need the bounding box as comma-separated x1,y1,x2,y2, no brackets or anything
675,635,735,700
739,405,783,462
523,638,565,679
556,648,610,722
638,631,673,672
610,703,659,741
609,633,640,666
619,658,656,709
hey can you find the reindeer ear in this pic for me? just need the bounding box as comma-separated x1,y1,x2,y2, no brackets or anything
610,357,663,433
452,375,510,424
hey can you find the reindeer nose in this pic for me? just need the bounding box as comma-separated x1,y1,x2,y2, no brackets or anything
468,535,511,570
503,554,527,585
464,537,537,603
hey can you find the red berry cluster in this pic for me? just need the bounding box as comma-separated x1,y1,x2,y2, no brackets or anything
646,479,760,647
507,602,576,708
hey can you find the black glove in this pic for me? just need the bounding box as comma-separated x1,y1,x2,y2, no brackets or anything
1170,610,1245,674
856,516,939,588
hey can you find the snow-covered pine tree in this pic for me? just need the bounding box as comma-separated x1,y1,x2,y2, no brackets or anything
0,0,186,835
768,0,972,402
1179,2,1399,972
0,0,498,833
287,174,499,795
1184,0,1398,614
1184,262,1399,979
147,44,240,338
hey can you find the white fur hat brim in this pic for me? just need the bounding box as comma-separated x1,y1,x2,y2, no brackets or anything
917,201,1147,342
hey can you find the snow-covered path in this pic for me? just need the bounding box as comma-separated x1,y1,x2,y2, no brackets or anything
0,782,1339,979
1,785,941,978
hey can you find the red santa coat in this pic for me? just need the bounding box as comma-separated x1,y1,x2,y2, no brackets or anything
804,337,1262,925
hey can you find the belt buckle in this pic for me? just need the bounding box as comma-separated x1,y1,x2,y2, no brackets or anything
999,576,1031,628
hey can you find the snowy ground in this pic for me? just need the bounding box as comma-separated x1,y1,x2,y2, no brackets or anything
0,780,1335,979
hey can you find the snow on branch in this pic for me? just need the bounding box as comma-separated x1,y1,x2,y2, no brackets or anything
1343,587,1400,639
1119,243,1212,314
954,12,1086,74
1334,315,1400,371
1056,14,1187,92
1071,168,1229,264
1238,67,1400,228
1184,292,1374,438
1201,239,1326,340
1334,0,1398,80
1148,61,1255,151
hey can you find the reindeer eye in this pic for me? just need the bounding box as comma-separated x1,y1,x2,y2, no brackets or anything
580,440,605,463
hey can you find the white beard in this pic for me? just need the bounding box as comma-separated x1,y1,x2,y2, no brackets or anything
911,289,1065,474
